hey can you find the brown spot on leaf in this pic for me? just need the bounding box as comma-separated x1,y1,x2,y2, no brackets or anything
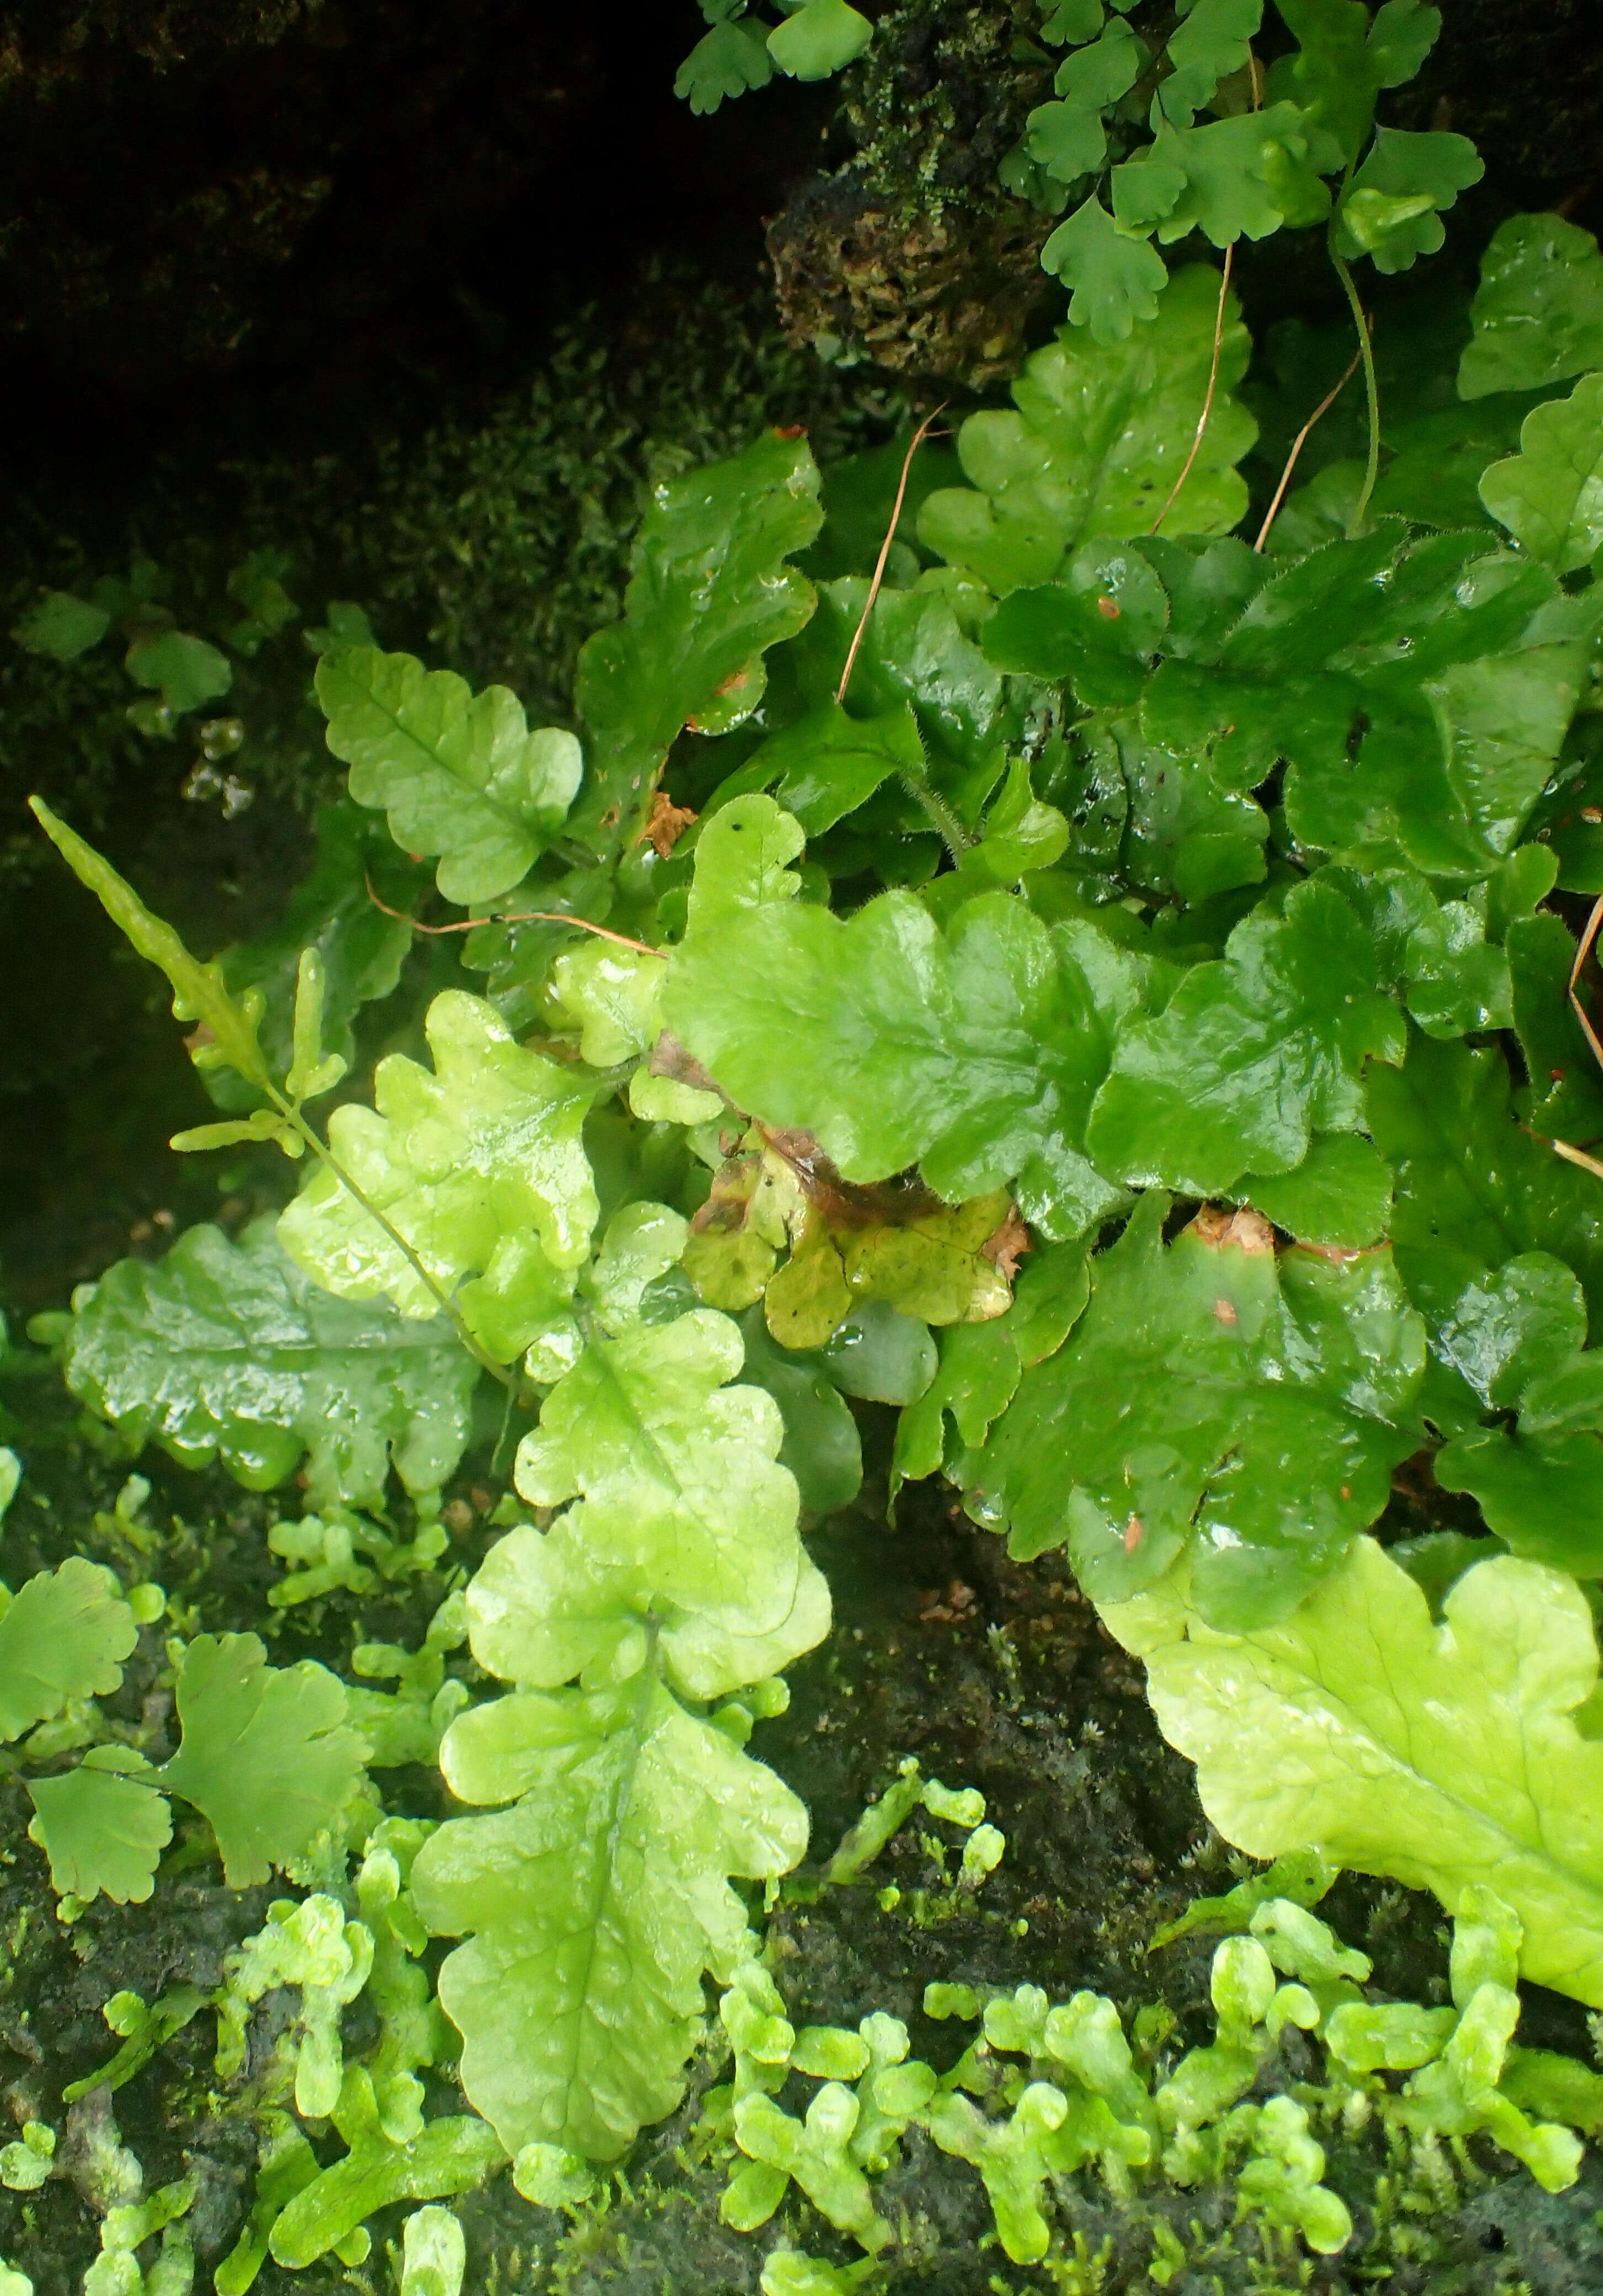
1191,1205,1275,1254
649,1031,726,1100
757,1125,942,1229
982,1205,1032,1283
774,423,808,440
1124,1514,1144,1553
638,790,697,858
1096,595,1121,619
1585,807,1603,824
1213,1298,1238,1326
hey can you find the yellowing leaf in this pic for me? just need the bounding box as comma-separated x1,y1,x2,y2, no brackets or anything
513,1309,804,1638
279,990,597,1365
412,1679,810,2160
1102,1539,1603,2008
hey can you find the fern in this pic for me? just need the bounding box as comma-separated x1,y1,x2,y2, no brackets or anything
26,132,1603,2286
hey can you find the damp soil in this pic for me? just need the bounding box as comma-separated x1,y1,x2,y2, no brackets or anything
2,1381,1601,2296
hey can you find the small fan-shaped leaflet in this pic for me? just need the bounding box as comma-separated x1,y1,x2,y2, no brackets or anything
411,1219,827,2161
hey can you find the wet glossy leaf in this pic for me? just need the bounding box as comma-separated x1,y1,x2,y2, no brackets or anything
1507,914,1603,1147
964,1194,1425,1627
1480,375,1603,572
1140,535,1272,653
157,1633,365,1888
1403,894,1512,1039
734,704,925,836
919,270,1254,591
981,544,1167,706
1236,1134,1394,1248
1103,1538,1603,2008
66,1219,480,1508
1459,214,1603,400
571,433,822,852
1366,1033,1603,1360
684,792,806,937
412,1678,810,2160
813,1303,937,1404
26,1761,172,1905
667,890,1123,1227
791,577,1004,779
892,1323,1022,1499
513,1308,803,1638
1087,879,1405,1194
1108,716,1270,901
317,645,580,906
735,1310,863,1517
1006,1235,1093,1365
1139,528,1575,878
0,1560,138,1741
1428,1254,1603,1575
279,991,596,1364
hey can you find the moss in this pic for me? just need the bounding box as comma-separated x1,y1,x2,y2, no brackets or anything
1,1412,1599,2296
767,1,1058,384
2,271,900,880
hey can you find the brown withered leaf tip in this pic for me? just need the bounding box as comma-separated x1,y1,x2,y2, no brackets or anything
981,1205,1032,1283
760,1127,943,1230
639,791,697,858
1191,1204,1275,1254
649,1031,725,1100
